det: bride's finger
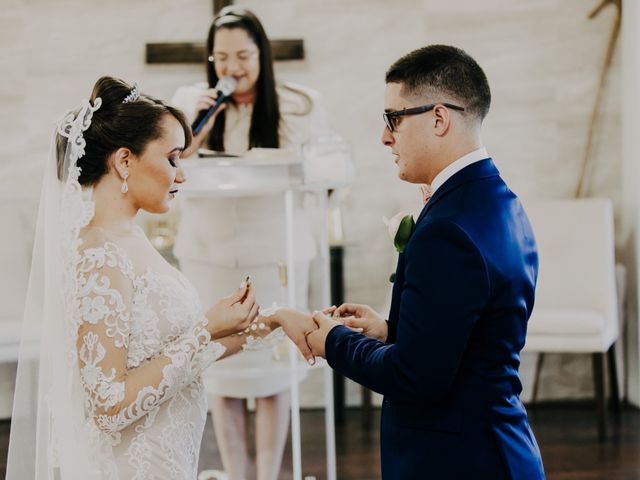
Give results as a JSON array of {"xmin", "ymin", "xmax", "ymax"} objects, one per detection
[
  {"xmin": 240, "ymin": 285, "xmax": 256, "ymax": 306},
  {"xmin": 229, "ymin": 279, "xmax": 254, "ymax": 305},
  {"xmin": 226, "ymin": 284, "xmax": 248, "ymax": 305},
  {"xmin": 293, "ymin": 332, "xmax": 315, "ymax": 365},
  {"xmin": 247, "ymin": 302, "xmax": 260, "ymax": 323}
]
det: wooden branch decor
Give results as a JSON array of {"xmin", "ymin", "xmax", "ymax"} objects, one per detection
[{"xmin": 575, "ymin": 0, "xmax": 622, "ymax": 198}]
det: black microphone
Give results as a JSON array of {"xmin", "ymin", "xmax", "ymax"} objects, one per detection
[{"xmin": 190, "ymin": 76, "xmax": 237, "ymax": 135}]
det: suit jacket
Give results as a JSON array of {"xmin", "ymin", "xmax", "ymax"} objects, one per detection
[{"xmin": 326, "ymin": 159, "xmax": 545, "ymax": 479}]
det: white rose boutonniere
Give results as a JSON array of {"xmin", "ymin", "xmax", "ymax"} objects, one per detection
[{"xmin": 383, "ymin": 212, "xmax": 416, "ymax": 282}]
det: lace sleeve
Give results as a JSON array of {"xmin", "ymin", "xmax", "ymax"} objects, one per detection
[
  {"xmin": 75, "ymin": 244, "xmax": 224, "ymax": 435},
  {"xmin": 239, "ymin": 303, "xmax": 286, "ymax": 351}
]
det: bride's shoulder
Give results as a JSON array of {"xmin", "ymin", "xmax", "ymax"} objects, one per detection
[{"xmin": 77, "ymin": 227, "xmax": 135, "ymax": 275}]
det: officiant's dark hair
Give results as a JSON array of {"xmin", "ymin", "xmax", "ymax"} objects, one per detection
[
  {"xmin": 386, "ymin": 45, "xmax": 491, "ymax": 121},
  {"xmin": 57, "ymin": 76, "xmax": 192, "ymax": 185},
  {"xmin": 205, "ymin": 6, "xmax": 280, "ymax": 151}
]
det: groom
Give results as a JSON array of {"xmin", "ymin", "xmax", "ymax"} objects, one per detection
[{"xmin": 307, "ymin": 45, "xmax": 545, "ymax": 479}]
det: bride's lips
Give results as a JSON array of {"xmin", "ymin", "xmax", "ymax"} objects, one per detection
[{"xmin": 169, "ymin": 189, "xmax": 178, "ymax": 198}]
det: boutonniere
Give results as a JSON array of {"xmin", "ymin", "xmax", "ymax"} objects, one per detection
[{"xmin": 383, "ymin": 212, "xmax": 416, "ymax": 282}]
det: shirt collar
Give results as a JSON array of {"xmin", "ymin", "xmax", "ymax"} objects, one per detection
[{"xmin": 429, "ymin": 147, "xmax": 489, "ymax": 195}]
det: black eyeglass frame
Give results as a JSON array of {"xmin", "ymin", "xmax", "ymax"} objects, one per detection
[{"xmin": 383, "ymin": 103, "xmax": 465, "ymax": 132}]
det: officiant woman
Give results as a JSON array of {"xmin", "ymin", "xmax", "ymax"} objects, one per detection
[{"xmin": 171, "ymin": 6, "xmax": 329, "ymax": 480}]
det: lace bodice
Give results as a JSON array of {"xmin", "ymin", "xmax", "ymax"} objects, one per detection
[{"xmin": 75, "ymin": 227, "xmax": 225, "ymax": 479}]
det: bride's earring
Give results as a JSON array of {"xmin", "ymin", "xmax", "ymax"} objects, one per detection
[{"xmin": 121, "ymin": 171, "xmax": 129, "ymax": 194}]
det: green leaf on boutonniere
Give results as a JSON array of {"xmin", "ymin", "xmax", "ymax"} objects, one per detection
[
  {"xmin": 394, "ymin": 215, "xmax": 416, "ymax": 253},
  {"xmin": 389, "ymin": 272, "xmax": 396, "ymax": 283}
]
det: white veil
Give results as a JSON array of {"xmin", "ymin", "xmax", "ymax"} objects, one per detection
[{"xmin": 6, "ymin": 97, "xmax": 120, "ymax": 479}]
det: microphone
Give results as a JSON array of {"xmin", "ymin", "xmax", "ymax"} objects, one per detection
[{"xmin": 190, "ymin": 76, "xmax": 237, "ymax": 135}]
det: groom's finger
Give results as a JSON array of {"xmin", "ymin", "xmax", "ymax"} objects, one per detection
[
  {"xmin": 343, "ymin": 316, "xmax": 367, "ymax": 329},
  {"xmin": 334, "ymin": 303, "xmax": 361, "ymax": 317}
]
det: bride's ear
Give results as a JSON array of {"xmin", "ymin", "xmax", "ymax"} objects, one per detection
[{"xmin": 111, "ymin": 147, "xmax": 133, "ymax": 179}]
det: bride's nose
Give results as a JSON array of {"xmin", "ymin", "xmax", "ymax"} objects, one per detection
[{"xmin": 175, "ymin": 165, "xmax": 186, "ymax": 184}]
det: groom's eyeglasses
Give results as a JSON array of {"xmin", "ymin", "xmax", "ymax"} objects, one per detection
[{"xmin": 383, "ymin": 103, "xmax": 465, "ymax": 132}]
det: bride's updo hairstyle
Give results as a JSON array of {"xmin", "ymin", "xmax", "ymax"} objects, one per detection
[{"xmin": 57, "ymin": 76, "xmax": 192, "ymax": 186}]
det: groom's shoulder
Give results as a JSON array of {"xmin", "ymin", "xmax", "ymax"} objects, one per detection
[{"xmin": 411, "ymin": 218, "xmax": 479, "ymax": 253}]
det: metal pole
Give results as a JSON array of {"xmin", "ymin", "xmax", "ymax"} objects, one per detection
[
  {"xmin": 285, "ymin": 189, "xmax": 302, "ymax": 480},
  {"xmin": 317, "ymin": 190, "xmax": 337, "ymax": 480}
]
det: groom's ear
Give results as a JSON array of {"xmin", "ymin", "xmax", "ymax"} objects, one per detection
[{"xmin": 432, "ymin": 105, "xmax": 452, "ymax": 137}]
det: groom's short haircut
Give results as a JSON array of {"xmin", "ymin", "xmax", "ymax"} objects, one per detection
[{"xmin": 385, "ymin": 45, "xmax": 491, "ymax": 121}]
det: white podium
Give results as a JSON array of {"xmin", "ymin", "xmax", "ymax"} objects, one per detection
[{"xmin": 183, "ymin": 145, "xmax": 352, "ymax": 480}]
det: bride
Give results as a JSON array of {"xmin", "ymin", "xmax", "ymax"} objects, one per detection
[{"xmin": 6, "ymin": 76, "xmax": 316, "ymax": 479}]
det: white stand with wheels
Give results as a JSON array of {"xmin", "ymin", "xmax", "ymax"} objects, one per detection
[{"xmin": 183, "ymin": 147, "xmax": 350, "ymax": 480}]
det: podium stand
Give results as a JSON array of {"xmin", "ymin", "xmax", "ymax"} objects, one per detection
[{"xmin": 182, "ymin": 147, "xmax": 351, "ymax": 480}]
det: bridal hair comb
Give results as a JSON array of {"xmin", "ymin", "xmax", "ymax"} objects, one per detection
[
  {"xmin": 122, "ymin": 83, "xmax": 140, "ymax": 104},
  {"xmin": 57, "ymin": 97, "xmax": 102, "ymax": 163}
]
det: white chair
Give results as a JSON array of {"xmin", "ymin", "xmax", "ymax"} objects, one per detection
[{"xmin": 523, "ymin": 197, "xmax": 621, "ymax": 440}]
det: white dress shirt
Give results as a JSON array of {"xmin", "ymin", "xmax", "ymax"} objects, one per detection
[{"xmin": 429, "ymin": 147, "xmax": 489, "ymax": 196}]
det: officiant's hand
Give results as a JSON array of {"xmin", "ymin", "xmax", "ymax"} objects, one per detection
[
  {"xmin": 205, "ymin": 281, "xmax": 258, "ymax": 339},
  {"xmin": 181, "ymin": 89, "xmax": 227, "ymax": 158},
  {"xmin": 307, "ymin": 311, "xmax": 342, "ymax": 358},
  {"xmin": 333, "ymin": 303, "xmax": 388, "ymax": 342},
  {"xmin": 267, "ymin": 308, "xmax": 317, "ymax": 365}
]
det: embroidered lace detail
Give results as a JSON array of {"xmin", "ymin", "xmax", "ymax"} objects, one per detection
[
  {"xmin": 243, "ymin": 327, "xmax": 286, "ymax": 351},
  {"xmin": 75, "ymin": 241, "xmax": 225, "ymax": 478},
  {"xmin": 242, "ymin": 303, "xmax": 286, "ymax": 351}
]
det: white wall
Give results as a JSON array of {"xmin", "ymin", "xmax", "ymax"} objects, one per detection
[{"xmin": 0, "ymin": 0, "xmax": 629, "ymax": 412}]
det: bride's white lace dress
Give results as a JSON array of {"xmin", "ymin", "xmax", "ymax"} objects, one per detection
[{"xmin": 76, "ymin": 226, "xmax": 225, "ymax": 479}]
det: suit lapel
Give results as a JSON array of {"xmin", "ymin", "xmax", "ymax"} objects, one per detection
[{"xmin": 416, "ymin": 158, "xmax": 499, "ymax": 225}]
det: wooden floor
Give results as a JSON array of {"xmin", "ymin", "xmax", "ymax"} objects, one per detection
[{"xmin": 2, "ymin": 403, "xmax": 640, "ymax": 479}]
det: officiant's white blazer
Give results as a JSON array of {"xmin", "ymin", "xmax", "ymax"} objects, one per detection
[{"xmin": 171, "ymin": 82, "xmax": 330, "ymax": 267}]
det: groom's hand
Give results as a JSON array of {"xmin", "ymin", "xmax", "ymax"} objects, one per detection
[
  {"xmin": 333, "ymin": 303, "xmax": 388, "ymax": 342},
  {"xmin": 307, "ymin": 311, "xmax": 342, "ymax": 358}
]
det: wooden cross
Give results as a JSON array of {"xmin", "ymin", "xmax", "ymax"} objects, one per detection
[{"xmin": 145, "ymin": 0, "xmax": 304, "ymax": 64}]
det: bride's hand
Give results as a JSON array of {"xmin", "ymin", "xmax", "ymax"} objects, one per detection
[
  {"xmin": 205, "ymin": 282, "xmax": 259, "ymax": 339},
  {"xmin": 267, "ymin": 308, "xmax": 317, "ymax": 365}
]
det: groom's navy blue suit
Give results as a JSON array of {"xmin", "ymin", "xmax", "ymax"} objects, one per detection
[{"xmin": 326, "ymin": 159, "xmax": 545, "ymax": 479}]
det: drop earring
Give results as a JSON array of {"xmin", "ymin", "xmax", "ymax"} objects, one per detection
[{"xmin": 121, "ymin": 171, "xmax": 129, "ymax": 193}]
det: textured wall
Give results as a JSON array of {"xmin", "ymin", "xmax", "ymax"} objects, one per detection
[{"xmin": 0, "ymin": 0, "xmax": 626, "ymax": 414}]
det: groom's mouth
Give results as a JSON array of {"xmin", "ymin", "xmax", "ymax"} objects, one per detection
[{"xmin": 169, "ymin": 189, "xmax": 179, "ymax": 198}]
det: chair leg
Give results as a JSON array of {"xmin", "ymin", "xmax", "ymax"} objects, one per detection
[
  {"xmin": 531, "ymin": 352, "xmax": 545, "ymax": 404},
  {"xmin": 361, "ymin": 385, "xmax": 372, "ymax": 430},
  {"xmin": 592, "ymin": 352, "xmax": 607, "ymax": 441},
  {"xmin": 607, "ymin": 344, "xmax": 621, "ymax": 413}
]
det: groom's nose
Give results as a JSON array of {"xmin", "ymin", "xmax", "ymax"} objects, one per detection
[{"xmin": 382, "ymin": 125, "xmax": 394, "ymax": 147}]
